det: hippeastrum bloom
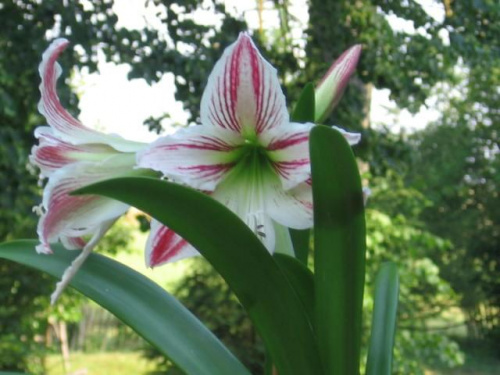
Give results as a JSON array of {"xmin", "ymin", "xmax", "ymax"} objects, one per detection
[
  {"xmin": 31, "ymin": 39, "xmax": 147, "ymax": 302},
  {"xmin": 138, "ymin": 33, "xmax": 361, "ymax": 267},
  {"xmin": 315, "ymin": 44, "xmax": 362, "ymax": 123}
]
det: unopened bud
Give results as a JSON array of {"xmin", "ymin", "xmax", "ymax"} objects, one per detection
[{"xmin": 315, "ymin": 45, "xmax": 362, "ymax": 123}]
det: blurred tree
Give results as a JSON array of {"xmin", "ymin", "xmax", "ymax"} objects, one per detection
[
  {"xmin": 409, "ymin": 65, "xmax": 500, "ymax": 343},
  {"xmin": 365, "ymin": 172, "xmax": 465, "ymax": 373}
]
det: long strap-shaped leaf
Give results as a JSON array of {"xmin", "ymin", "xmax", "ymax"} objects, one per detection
[
  {"xmin": 0, "ymin": 240, "xmax": 250, "ymax": 375},
  {"xmin": 75, "ymin": 178, "xmax": 323, "ymax": 375},
  {"xmin": 366, "ymin": 262, "xmax": 399, "ymax": 375},
  {"xmin": 310, "ymin": 125, "xmax": 367, "ymax": 375},
  {"xmin": 273, "ymin": 253, "xmax": 315, "ymax": 328}
]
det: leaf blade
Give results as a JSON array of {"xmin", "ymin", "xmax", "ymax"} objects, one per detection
[
  {"xmin": 310, "ymin": 125, "xmax": 366, "ymax": 375},
  {"xmin": 289, "ymin": 228, "xmax": 310, "ymax": 265},
  {"xmin": 366, "ymin": 262, "xmax": 399, "ymax": 375},
  {"xmin": 0, "ymin": 240, "xmax": 250, "ymax": 375},
  {"xmin": 291, "ymin": 82, "xmax": 316, "ymax": 123},
  {"xmin": 273, "ymin": 253, "xmax": 315, "ymax": 327},
  {"xmin": 75, "ymin": 177, "xmax": 323, "ymax": 375}
]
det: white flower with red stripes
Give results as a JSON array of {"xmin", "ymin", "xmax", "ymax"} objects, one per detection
[
  {"xmin": 138, "ymin": 33, "xmax": 361, "ymax": 267},
  {"xmin": 31, "ymin": 39, "xmax": 146, "ymax": 302}
]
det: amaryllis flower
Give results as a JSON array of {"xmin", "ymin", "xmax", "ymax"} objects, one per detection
[
  {"xmin": 138, "ymin": 33, "xmax": 361, "ymax": 267},
  {"xmin": 31, "ymin": 39, "xmax": 147, "ymax": 302}
]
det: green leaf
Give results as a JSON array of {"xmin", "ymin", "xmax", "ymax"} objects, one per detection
[
  {"xmin": 292, "ymin": 82, "xmax": 316, "ymax": 123},
  {"xmin": 273, "ymin": 253, "xmax": 315, "ymax": 328},
  {"xmin": 366, "ymin": 262, "xmax": 399, "ymax": 375},
  {"xmin": 0, "ymin": 240, "xmax": 249, "ymax": 375},
  {"xmin": 75, "ymin": 177, "xmax": 323, "ymax": 375},
  {"xmin": 289, "ymin": 229, "xmax": 310, "ymax": 265},
  {"xmin": 310, "ymin": 125, "xmax": 366, "ymax": 375}
]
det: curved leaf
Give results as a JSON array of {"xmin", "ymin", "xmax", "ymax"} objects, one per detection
[
  {"xmin": 75, "ymin": 177, "xmax": 323, "ymax": 375},
  {"xmin": 273, "ymin": 253, "xmax": 315, "ymax": 328},
  {"xmin": 310, "ymin": 125, "xmax": 366, "ymax": 375},
  {"xmin": 292, "ymin": 82, "xmax": 316, "ymax": 123},
  {"xmin": 0, "ymin": 240, "xmax": 250, "ymax": 375},
  {"xmin": 366, "ymin": 262, "xmax": 399, "ymax": 375},
  {"xmin": 289, "ymin": 229, "xmax": 310, "ymax": 265}
]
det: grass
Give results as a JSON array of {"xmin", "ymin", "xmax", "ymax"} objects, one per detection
[
  {"xmin": 43, "ymin": 343, "xmax": 500, "ymax": 375},
  {"xmin": 45, "ymin": 352, "xmax": 157, "ymax": 375}
]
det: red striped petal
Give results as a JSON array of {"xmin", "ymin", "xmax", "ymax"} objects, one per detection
[
  {"xmin": 146, "ymin": 219, "xmax": 199, "ymax": 267},
  {"xmin": 37, "ymin": 157, "xmax": 132, "ymax": 253},
  {"xmin": 200, "ymin": 33, "xmax": 288, "ymax": 135},
  {"xmin": 266, "ymin": 181, "xmax": 313, "ymax": 230},
  {"xmin": 138, "ymin": 126, "xmax": 242, "ymax": 191},
  {"xmin": 38, "ymin": 39, "xmax": 145, "ymax": 152},
  {"xmin": 30, "ymin": 127, "xmax": 118, "ymax": 177},
  {"xmin": 263, "ymin": 122, "xmax": 314, "ymax": 190}
]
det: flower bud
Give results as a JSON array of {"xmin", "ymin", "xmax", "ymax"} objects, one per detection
[{"xmin": 315, "ymin": 45, "xmax": 362, "ymax": 123}]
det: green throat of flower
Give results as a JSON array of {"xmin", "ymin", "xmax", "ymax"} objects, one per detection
[{"xmin": 222, "ymin": 136, "xmax": 278, "ymax": 192}]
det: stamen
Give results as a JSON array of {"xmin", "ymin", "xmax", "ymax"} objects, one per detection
[{"xmin": 50, "ymin": 219, "xmax": 114, "ymax": 305}]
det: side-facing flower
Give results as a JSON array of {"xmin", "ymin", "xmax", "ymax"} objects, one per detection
[
  {"xmin": 31, "ymin": 39, "xmax": 147, "ymax": 303},
  {"xmin": 315, "ymin": 45, "xmax": 362, "ymax": 123},
  {"xmin": 138, "ymin": 33, "xmax": 361, "ymax": 267}
]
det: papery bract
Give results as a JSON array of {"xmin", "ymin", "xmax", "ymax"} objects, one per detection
[
  {"xmin": 138, "ymin": 33, "xmax": 361, "ymax": 267},
  {"xmin": 315, "ymin": 45, "xmax": 362, "ymax": 123},
  {"xmin": 31, "ymin": 38, "xmax": 146, "ymax": 302}
]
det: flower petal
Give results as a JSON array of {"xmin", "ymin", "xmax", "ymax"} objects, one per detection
[
  {"xmin": 36, "ymin": 155, "xmax": 134, "ymax": 253},
  {"xmin": 60, "ymin": 235, "xmax": 87, "ymax": 250},
  {"xmin": 200, "ymin": 33, "xmax": 288, "ymax": 135},
  {"xmin": 266, "ymin": 181, "xmax": 313, "ymax": 230},
  {"xmin": 263, "ymin": 122, "xmax": 314, "ymax": 190},
  {"xmin": 39, "ymin": 39, "xmax": 145, "ymax": 152},
  {"xmin": 145, "ymin": 219, "xmax": 199, "ymax": 267},
  {"xmin": 332, "ymin": 125, "xmax": 361, "ymax": 145},
  {"xmin": 137, "ymin": 126, "xmax": 243, "ymax": 191},
  {"xmin": 30, "ymin": 126, "xmax": 119, "ymax": 178},
  {"xmin": 212, "ymin": 166, "xmax": 277, "ymax": 252},
  {"xmin": 315, "ymin": 45, "xmax": 362, "ymax": 123}
]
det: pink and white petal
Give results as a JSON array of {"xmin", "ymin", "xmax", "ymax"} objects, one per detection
[
  {"xmin": 212, "ymin": 171, "xmax": 276, "ymax": 252},
  {"xmin": 138, "ymin": 126, "xmax": 243, "ymax": 191},
  {"xmin": 39, "ymin": 39, "xmax": 145, "ymax": 152},
  {"xmin": 145, "ymin": 219, "xmax": 199, "ymax": 267},
  {"xmin": 266, "ymin": 181, "xmax": 313, "ymax": 230},
  {"xmin": 332, "ymin": 125, "xmax": 361, "ymax": 145},
  {"xmin": 200, "ymin": 33, "xmax": 288, "ymax": 135},
  {"xmin": 37, "ymin": 157, "xmax": 133, "ymax": 253},
  {"xmin": 30, "ymin": 127, "xmax": 119, "ymax": 177},
  {"xmin": 60, "ymin": 235, "xmax": 87, "ymax": 250},
  {"xmin": 37, "ymin": 189, "xmax": 128, "ymax": 254},
  {"xmin": 262, "ymin": 122, "xmax": 314, "ymax": 190}
]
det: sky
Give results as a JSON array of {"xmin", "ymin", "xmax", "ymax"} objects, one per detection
[{"xmin": 74, "ymin": 0, "xmax": 445, "ymax": 142}]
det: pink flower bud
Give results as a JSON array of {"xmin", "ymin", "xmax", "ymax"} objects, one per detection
[{"xmin": 315, "ymin": 45, "xmax": 362, "ymax": 123}]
